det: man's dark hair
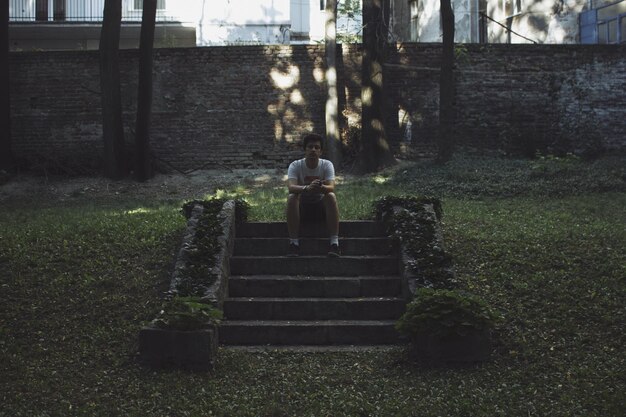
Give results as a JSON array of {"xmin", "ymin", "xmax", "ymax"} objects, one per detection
[{"xmin": 302, "ymin": 133, "xmax": 324, "ymax": 150}]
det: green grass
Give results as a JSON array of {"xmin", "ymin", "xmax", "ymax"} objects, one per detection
[{"xmin": 1, "ymin": 155, "xmax": 625, "ymax": 416}]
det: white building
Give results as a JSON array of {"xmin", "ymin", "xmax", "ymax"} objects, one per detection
[
  {"xmin": 390, "ymin": 0, "xmax": 625, "ymax": 44},
  {"xmin": 8, "ymin": 0, "xmax": 361, "ymax": 50}
]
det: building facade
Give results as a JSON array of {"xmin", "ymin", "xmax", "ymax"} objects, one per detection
[
  {"xmin": 390, "ymin": 0, "xmax": 625, "ymax": 44},
  {"xmin": 8, "ymin": 0, "xmax": 362, "ymax": 50}
]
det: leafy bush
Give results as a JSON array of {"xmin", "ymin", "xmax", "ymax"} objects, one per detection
[
  {"xmin": 181, "ymin": 198, "xmax": 250, "ymax": 225},
  {"xmin": 151, "ymin": 296, "xmax": 223, "ymax": 331},
  {"xmin": 176, "ymin": 198, "xmax": 250, "ymax": 296},
  {"xmin": 374, "ymin": 196, "xmax": 456, "ymax": 289},
  {"xmin": 374, "ymin": 195, "xmax": 442, "ymax": 222},
  {"xmin": 396, "ymin": 288, "xmax": 500, "ymax": 338}
]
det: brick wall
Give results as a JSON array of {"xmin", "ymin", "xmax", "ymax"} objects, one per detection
[
  {"xmin": 384, "ymin": 44, "xmax": 626, "ymax": 157},
  {"xmin": 9, "ymin": 43, "xmax": 626, "ymax": 172}
]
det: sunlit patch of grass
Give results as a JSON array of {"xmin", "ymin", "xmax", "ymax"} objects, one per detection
[
  {"xmin": 373, "ymin": 174, "xmax": 390, "ymax": 184},
  {"xmin": 209, "ymin": 179, "xmax": 407, "ymax": 222},
  {"xmin": 124, "ymin": 207, "xmax": 152, "ymax": 215}
]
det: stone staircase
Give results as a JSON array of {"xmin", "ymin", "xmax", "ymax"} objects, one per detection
[{"xmin": 219, "ymin": 221, "xmax": 406, "ymax": 346}]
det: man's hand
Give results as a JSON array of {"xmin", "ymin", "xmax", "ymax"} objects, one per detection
[{"xmin": 307, "ymin": 179, "xmax": 323, "ymax": 194}]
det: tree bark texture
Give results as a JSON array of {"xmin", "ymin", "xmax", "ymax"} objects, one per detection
[
  {"xmin": 324, "ymin": 0, "xmax": 341, "ymax": 167},
  {"xmin": 359, "ymin": 0, "xmax": 395, "ymax": 173},
  {"xmin": 134, "ymin": 0, "xmax": 157, "ymax": 181},
  {"xmin": 99, "ymin": 0, "xmax": 127, "ymax": 179},
  {"xmin": 438, "ymin": 0, "xmax": 455, "ymax": 163},
  {"xmin": 0, "ymin": 0, "xmax": 12, "ymax": 170}
]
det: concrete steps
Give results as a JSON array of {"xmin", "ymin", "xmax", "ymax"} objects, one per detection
[
  {"xmin": 233, "ymin": 237, "xmax": 397, "ymax": 256},
  {"xmin": 229, "ymin": 255, "xmax": 399, "ymax": 276},
  {"xmin": 220, "ymin": 220, "xmax": 405, "ymax": 346},
  {"xmin": 223, "ymin": 297, "xmax": 405, "ymax": 320},
  {"xmin": 236, "ymin": 221, "xmax": 388, "ymax": 238},
  {"xmin": 219, "ymin": 320, "xmax": 402, "ymax": 345},
  {"xmin": 228, "ymin": 275, "xmax": 403, "ymax": 298}
]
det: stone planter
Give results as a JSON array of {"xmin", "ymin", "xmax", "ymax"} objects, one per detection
[
  {"xmin": 138, "ymin": 325, "xmax": 218, "ymax": 372},
  {"xmin": 409, "ymin": 329, "xmax": 492, "ymax": 364}
]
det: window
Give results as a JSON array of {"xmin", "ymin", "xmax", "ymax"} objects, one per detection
[
  {"xmin": 581, "ymin": 0, "xmax": 626, "ymax": 44},
  {"xmin": 134, "ymin": 0, "xmax": 166, "ymax": 10},
  {"xmin": 320, "ymin": 0, "xmax": 325, "ymax": 10}
]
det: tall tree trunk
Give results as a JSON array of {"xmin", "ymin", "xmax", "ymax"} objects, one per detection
[
  {"xmin": 324, "ymin": 0, "xmax": 341, "ymax": 167},
  {"xmin": 0, "ymin": 0, "xmax": 12, "ymax": 171},
  {"xmin": 438, "ymin": 0, "xmax": 455, "ymax": 163},
  {"xmin": 134, "ymin": 0, "xmax": 157, "ymax": 181},
  {"xmin": 36, "ymin": 0, "xmax": 48, "ymax": 21},
  {"xmin": 99, "ymin": 0, "xmax": 127, "ymax": 179},
  {"xmin": 359, "ymin": 0, "xmax": 395, "ymax": 173}
]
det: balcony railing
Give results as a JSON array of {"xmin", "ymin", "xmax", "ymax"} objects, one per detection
[{"xmin": 9, "ymin": 0, "xmax": 175, "ymax": 22}]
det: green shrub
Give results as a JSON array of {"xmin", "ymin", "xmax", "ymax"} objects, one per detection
[
  {"xmin": 181, "ymin": 197, "xmax": 250, "ymax": 225},
  {"xmin": 374, "ymin": 196, "xmax": 456, "ymax": 288},
  {"xmin": 176, "ymin": 198, "xmax": 250, "ymax": 296},
  {"xmin": 151, "ymin": 296, "xmax": 223, "ymax": 331},
  {"xmin": 396, "ymin": 288, "xmax": 500, "ymax": 338},
  {"xmin": 374, "ymin": 195, "xmax": 442, "ymax": 221}
]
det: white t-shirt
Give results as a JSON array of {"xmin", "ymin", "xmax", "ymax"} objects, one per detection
[{"xmin": 288, "ymin": 158, "xmax": 335, "ymax": 203}]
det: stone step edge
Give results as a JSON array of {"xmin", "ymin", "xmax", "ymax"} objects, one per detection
[
  {"xmin": 229, "ymin": 275, "xmax": 402, "ymax": 280},
  {"xmin": 220, "ymin": 320, "xmax": 398, "ymax": 326},
  {"xmin": 224, "ymin": 297, "xmax": 405, "ymax": 303},
  {"xmin": 234, "ymin": 237, "xmax": 394, "ymax": 241},
  {"xmin": 240, "ymin": 221, "xmax": 383, "ymax": 225},
  {"xmin": 230, "ymin": 255, "xmax": 399, "ymax": 260},
  {"xmin": 236, "ymin": 221, "xmax": 389, "ymax": 237},
  {"xmin": 222, "ymin": 345, "xmax": 406, "ymax": 352}
]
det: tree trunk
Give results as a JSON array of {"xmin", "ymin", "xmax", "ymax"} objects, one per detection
[
  {"xmin": 324, "ymin": 0, "xmax": 341, "ymax": 167},
  {"xmin": 438, "ymin": 0, "xmax": 455, "ymax": 163},
  {"xmin": 134, "ymin": 0, "xmax": 157, "ymax": 181},
  {"xmin": 35, "ymin": 0, "xmax": 48, "ymax": 21},
  {"xmin": 0, "ymin": 0, "xmax": 12, "ymax": 170},
  {"xmin": 99, "ymin": 0, "xmax": 127, "ymax": 179},
  {"xmin": 359, "ymin": 0, "xmax": 395, "ymax": 173}
]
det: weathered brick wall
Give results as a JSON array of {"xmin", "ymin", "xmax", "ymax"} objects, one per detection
[
  {"xmin": 385, "ymin": 44, "xmax": 626, "ymax": 156},
  {"xmin": 10, "ymin": 45, "xmax": 328, "ymax": 171},
  {"xmin": 9, "ymin": 43, "xmax": 626, "ymax": 172}
]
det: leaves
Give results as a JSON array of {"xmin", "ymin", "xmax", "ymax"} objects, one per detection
[
  {"xmin": 396, "ymin": 288, "xmax": 501, "ymax": 338},
  {"xmin": 1, "ymin": 154, "xmax": 624, "ymax": 416},
  {"xmin": 151, "ymin": 296, "xmax": 223, "ymax": 331}
]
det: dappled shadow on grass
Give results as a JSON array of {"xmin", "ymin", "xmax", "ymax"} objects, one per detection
[{"xmin": 389, "ymin": 154, "xmax": 626, "ymax": 199}]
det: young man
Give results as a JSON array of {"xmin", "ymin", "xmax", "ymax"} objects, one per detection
[{"xmin": 286, "ymin": 133, "xmax": 340, "ymax": 257}]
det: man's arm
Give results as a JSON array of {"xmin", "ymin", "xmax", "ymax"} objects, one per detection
[
  {"xmin": 304, "ymin": 178, "xmax": 334, "ymax": 194},
  {"xmin": 320, "ymin": 179, "xmax": 335, "ymax": 194},
  {"xmin": 288, "ymin": 178, "xmax": 308, "ymax": 194},
  {"xmin": 288, "ymin": 178, "xmax": 334, "ymax": 194}
]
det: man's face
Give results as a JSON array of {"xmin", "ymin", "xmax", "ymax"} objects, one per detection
[{"xmin": 305, "ymin": 141, "xmax": 322, "ymax": 160}]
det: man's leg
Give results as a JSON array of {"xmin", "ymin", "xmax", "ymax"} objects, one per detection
[
  {"xmin": 323, "ymin": 192, "xmax": 340, "ymax": 256},
  {"xmin": 322, "ymin": 192, "xmax": 339, "ymax": 236},
  {"xmin": 287, "ymin": 194, "xmax": 300, "ymax": 256},
  {"xmin": 287, "ymin": 193, "xmax": 300, "ymax": 238}
]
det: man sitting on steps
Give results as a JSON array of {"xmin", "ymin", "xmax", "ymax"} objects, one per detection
[{"xmin": 286, "ymin": 133, "xmax": 340, "ymax": 257}]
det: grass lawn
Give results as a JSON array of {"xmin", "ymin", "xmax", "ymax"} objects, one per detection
[{"xmin": 1, "ymin": 154, "xmax": 624, "ymax": 416}]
